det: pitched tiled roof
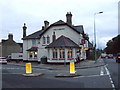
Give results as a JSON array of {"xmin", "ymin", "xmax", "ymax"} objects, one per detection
[
  {"xmin": 46, "ymin": 35, "xmax": 79, "ymax": 48},
  {"xmin": 22, "ymin": 29, "xmax": 44, "ymax": 40},
  {"xmin": 17, "ymin": 43, "xmax": 23, "ymax": 47},
  {"xmin": 51, "ymin": 20, "xmax": 84, "ymax": 34},
  {"xmin": 26, "ymin": 47, "xmax": 38, "ymax": 51},
  {"xmin": 52, "ymin": 20, "xmax": 66, "ymax": 25},
  {"xmin": 72, "ymin": 25, "xmax": 84, "ymax": 34},
  {"xmin": 23, "ymin": 20, "xmax": 84, "ymax": 40}
]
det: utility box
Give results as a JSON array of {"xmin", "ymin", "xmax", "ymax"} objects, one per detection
[
  {"xmin": 26, "ymin": 63, "xmax": 32, "ymax": 74},
  {"xmin": 41, "ymin": 56, "xmax": 47, "ymax": 64}
]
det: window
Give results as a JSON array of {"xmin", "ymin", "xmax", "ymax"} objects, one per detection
[
  {"xmin": 68, "ymin": 49, "xmax": 72, "ymax": 58},
  {"xmin": 47, "ymin": 36, "xmax": 50, "ymax": 44},
  {"xmin": 52, "ymin": 49, "xmax": 57, "ymax": 58},
  {"xmin": 34, "ymin": 51, "xmax": 38, "ymax": 58},
  {"xmin": 32, "ymin": 40, "xmax": 36, "ymax": 46},
  {"xmin": 60, "ymin": 49, "xmax": 65, "ymax": 58},
  {"xmin": 43, "ymin": 36, "xmax": 46, "ymax": 44},
  {"xmin": 29, "ymin": 51, "xmax": 33, "ymax": 58},
  {"xmin": 19, "ymin": 55, "xmax": 23, "ymax": 57}
]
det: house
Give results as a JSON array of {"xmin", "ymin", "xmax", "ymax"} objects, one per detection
[
  {"xmin": 22, "ymin": 12, "xmax": 90, "ymax": 63},
  {"xmin": 0, "ymin": 33, "xmax": 23, "ymax": 57}
]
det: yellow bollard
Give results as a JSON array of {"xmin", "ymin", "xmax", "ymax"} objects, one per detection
[
  {"xmin": 70, "ymin": 61, "xmax": 75, "ymax": 74},
  {"xmin": 26, "ymin": 63, "xmax": 32, "ymax": 74}
]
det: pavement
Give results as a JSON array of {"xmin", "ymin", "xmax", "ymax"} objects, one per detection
[
  {"xmin": 7, "ymin": 58, "xmax": 106, "ymax": 77},
  {"xmin": 8, "ymin": 58, "xmax": 105, "ymax": 70}
]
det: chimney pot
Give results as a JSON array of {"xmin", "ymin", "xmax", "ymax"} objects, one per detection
[
  {"xmin": 23, "ymin": 23, "xmax": 27, "ymax": 38},
  {"xmin": 44, "ymin": 20, "xmax": 49, "ymax": 29},
  {"xmin": 8, "ymin": 33, "xmax": 13, "ymax": 40},
  {"xmin": 66, "ymin": 12, "xmax": 72, "ymax": 26}
]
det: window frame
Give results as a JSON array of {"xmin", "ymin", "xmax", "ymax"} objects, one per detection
[
  {"xmin": 52, "ymin": 48, "xmax": 58, "ymax": 58},
  {"xmin": 67, "ymin": 48, "xmax": 73, "ymax": 58},
  {"xmin": 43, "ymin": 36, "xmax": 46, "ymax": 44},
  {"xmin": 59, "ymin": 48, "xmax": 65, "ymax": 59}
]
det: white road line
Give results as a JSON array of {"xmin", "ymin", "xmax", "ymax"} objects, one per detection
[
  {"xmin": 100, "ymin": 66, "xmax": 104, "ymax": 75},
  {"xmin": 1, "ymin": 68, "xmax": 22, "ymax": 70},
  {"xmin": 104, "ymin": 65, "xmax": 116, "ymax": 89},
  {"xmin": 73, "ymin": 74, "xmax": 108, "ymax": 78},
  {"xmin": 0, "ymin": 73, "xmax": 23, "ymax": 74}
]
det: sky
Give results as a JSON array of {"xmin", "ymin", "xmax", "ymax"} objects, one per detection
[{"xmin": 0, "ymin": 0, "xmax": 119, "ymax": 49}]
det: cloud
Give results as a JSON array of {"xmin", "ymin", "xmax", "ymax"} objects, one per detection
[{"xmin": 0, "ymin": 0, "xmax": 119, "ymax": 49}]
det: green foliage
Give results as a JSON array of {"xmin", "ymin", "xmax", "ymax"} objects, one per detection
[{"xmin": 104, "ymin": 35, "xmax": 120, "ymax": 54}]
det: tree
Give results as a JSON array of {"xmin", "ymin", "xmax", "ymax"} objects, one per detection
[{"xmin": 104, "ymin": 35, "xmax": 120, "ymax": 55}]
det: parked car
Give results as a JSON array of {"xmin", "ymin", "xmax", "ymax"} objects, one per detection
[
  {"xmin": 0, "ymin": 57, "xmax": 7, "ymax": 64},
  {"xmin": 101, "ymin": 53, "xmax": 107, "ymax": 58},
  {"xmin": 116, "ymin": 53, "xmax": 120, "ymax": 63},
  {"xmin": 107, "ymin": 54, "xmax": 113, "ymax": 59},
  {"xmin": 6, "ymin": 55, "xmax": 11, "ymax": 62}
]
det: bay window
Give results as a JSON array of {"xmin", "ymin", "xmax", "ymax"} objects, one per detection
[
  {"xmin": 60, "ymin": 49, "xmax": 65, "ymax": 58},
  {"xmin": 68, "ymin": 49, "xmax": 72, "ymax": 58},
  {"xmin": 52, "ymin": 49, "xmax": 57, "ymax": 58}
]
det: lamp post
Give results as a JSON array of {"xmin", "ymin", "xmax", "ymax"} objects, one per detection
[{"xmin": 94, "ymin": 11, "xmax": 103, "ymax": 63}]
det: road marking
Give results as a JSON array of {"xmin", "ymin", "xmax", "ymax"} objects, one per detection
[
  {"xmin": 73, "ymin": 74, "xmax": 108, "ymax": 78},
  {"xmin": 104, "ymin": 65, "xmax": 116, "ymax": 89},
  {"xmin": 0, "ymin": 73, "xmax": 24, "ymax": 75},
  {"xmin": 1, "ymin": 68, "xmax": 23, "ymax": 70},
  {"xmin": 100, "ymin": 66, "xmax": 104, "ymax": 75}
]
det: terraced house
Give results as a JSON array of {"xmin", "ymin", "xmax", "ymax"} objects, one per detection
[{"xmin": 22, "ymin": 12, "xmax": 91, "ymax": 63}]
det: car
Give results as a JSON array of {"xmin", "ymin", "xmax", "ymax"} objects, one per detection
[
  {"xmin": 101, "ymin": 53, "xmax": 107, "ymax": 58},
  {"xmin": 116, "ymin": 53, "xmax": 120, "ymax": 63},
  {"xmin": 0, "ymin": 57, "xmax": 7, "ymax": 64},
  {"xmin": 107, "ymin": 54, "xmax": 113, "ymax": 59},
  {"xmin": 6, "ymin": 55, "xmax": 11, "ymax": 62}
]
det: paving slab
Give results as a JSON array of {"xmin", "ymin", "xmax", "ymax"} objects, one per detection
[
  {"xmin": 22, "ymin": 73, "xmax": 44, "ymax": 77},
  {"xmin": 55, "ymin": 73, "xmax": 82, "ymax": 78}
]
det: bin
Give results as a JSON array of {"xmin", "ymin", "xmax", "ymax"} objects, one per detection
[{"xmin": 41, "ymin": 56, "xmax": 47, "ymax": 64}]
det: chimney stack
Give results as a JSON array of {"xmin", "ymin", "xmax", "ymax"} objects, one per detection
[
  {"xmin": 66, "ymin": 12, "xmax": 72, "ymax": 26},
  {"xmin": 44, "ymin": 20, "xmax": 49, "ymax": 29},
  {"xmin": 52, "ymin": 32, "xmax": 56, "ymax": 42},
  {"xmin": 8, "ymin": 33, "xmax": 13, "ymax": 40},
  {"xmin": 23, "ymin": 23, "xmax": 27, "ymax": 38},
  {"xmin": 42, "ymin": 26, "xmax": 45, "ymax": 30}
]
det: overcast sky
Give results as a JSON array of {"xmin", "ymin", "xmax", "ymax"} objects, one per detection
[{"xmin": 0, "ymin": 0, "xmax": 119, "ymax": 49}]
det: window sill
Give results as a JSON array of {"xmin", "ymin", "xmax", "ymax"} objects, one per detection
[{"xmin": 42, "ymin": 44, "xmax": 48, "ymax": 46}]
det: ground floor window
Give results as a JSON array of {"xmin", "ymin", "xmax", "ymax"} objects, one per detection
[
  {"xmin": 29, "ymin": 51, "xmax": 38, "ymax": 58},
  {"xmin": 60, "ymin": 49, "xmax": 65, "ymax": 58},
  {"xmin": 68, "ymin": 48, "xmax": 72, "ymax": 58},
  {"xmin": 34, "ymin": 51, "xmax": 38, "ymax": 58},
  {"xmin": 29, "ymin": 51, "xmax": 33, "ymax": 58},
  {"xmin": 52, "ymin": 49, "xmax": 57, "ymax": 58}
]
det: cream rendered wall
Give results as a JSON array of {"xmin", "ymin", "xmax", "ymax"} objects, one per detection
[
  {"xmin": 23, "ymin": 39, "xmax": 39, "ymax": 60},
  {"xmin": 38, "ymin": 25, "xmax": 82, "ymax": 59},
  {"xmin": 23, "ymin": 25, "xmax": 84, "ymax": 61},
  {"xmin": 40, "ymin": 25, "xmax": 81, "ymax": 45}
]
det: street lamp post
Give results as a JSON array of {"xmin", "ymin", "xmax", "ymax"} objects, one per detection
[{"xmin": 94, "ymin": 11, "xmax": 103, "ymax": 63}]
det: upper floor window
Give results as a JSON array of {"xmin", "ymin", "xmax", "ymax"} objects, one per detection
[
  {"xmin": 42, "ymin": 35, "xmax": 50, "ymax": 44},
  {"xmin": 32, "ymin": 40, "xmax": 36, "ymax": 46},
  {"xmin": 47, "ymin": 36, "xmax": 50, "ymax": 44},
  {"xmin": 43, "ymin": 36, "xmax": 46, "ymax": 44}
]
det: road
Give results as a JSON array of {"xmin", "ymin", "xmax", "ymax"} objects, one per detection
[
  {"xmin": 1, "ymin": 58, "xmax": 119, "ymax": 89},
  {"xmin": 104, "ymin": 58, "xmax": 120, "ymax": 89}
]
